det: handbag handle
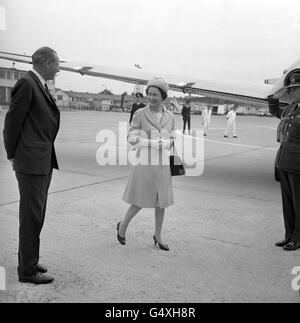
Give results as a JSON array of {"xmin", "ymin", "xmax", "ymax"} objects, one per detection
[{"xmin": 171, "ymin": 142, "xmax": 180, "ymax": 158}]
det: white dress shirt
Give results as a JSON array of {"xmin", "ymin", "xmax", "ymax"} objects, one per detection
[{"xmin": 31, "ymin": 69, "xmax": 47, "ymax": 89}]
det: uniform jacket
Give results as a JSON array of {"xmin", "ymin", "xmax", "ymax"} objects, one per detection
[
  {"xmin": 129, "ymin": 102, "xmax": 145, "ymax": 124},
  {"xmin": 3, "ymin": 71, "xmax": 60, "ymax": 175},
  {"xmin": 181, "ymin": 105, "xmax": 191, "ymax": 120},
  {"xmin": 269, "ymin": 98, "xmax": 300, "ymax": 175}
]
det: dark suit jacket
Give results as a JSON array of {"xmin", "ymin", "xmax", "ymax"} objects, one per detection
[
  {"xmin": 181, "ymin": 105, "xmax": 191, "ymax": 120},
  {"xmin": 3, "ymin": 71, "xmax": 60, "ymax": 175},
  {"xmin": 129, "ymin": 102, "xmax": 145, "ymax": 124}
]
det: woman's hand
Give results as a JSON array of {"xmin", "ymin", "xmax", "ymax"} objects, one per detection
[
  {"xmin": 158, "ymin": 138, "xmax": 171, "ymax": 150},
  {"xmin": 131, "ymin": 137, "xmax": 173, "ymax": 150}
]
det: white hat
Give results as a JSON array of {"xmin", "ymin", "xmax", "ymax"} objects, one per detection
[{"xmin": 146, "ymin": 77, "xmax": 169, "ymax": 100}]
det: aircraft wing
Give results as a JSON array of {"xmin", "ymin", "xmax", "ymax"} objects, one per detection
[{"xmin": 1, "ymin": 51, "xmax": 298, "ymax": 107}]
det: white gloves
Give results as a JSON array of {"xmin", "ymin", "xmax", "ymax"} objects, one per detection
[{"xmin": 132, "ymin": 137, "xmax": 172, "ymax": 150}]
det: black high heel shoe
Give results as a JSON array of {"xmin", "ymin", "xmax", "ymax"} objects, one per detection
[
  {"xmin": 116, "ymin": 221, "xmax": 126, "ymax": 245},
  {"xmin": 153, "ymin": 235, "xmax": 169, "ymax": 251}
]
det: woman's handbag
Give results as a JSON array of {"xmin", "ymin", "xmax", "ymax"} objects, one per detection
[{"xmin": 169, "ymin": 145, "xmax": 185, "ymax": 176}]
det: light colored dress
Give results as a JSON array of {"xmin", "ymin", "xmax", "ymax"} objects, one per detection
[{"xmin": 123, "ymin": 105, "xmax": 176, "ymax": 208}]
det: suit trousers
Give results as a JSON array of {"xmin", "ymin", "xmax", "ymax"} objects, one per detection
[
  {"xmin": 278, "ymin": 169, "xmax": 300, "ymax": 242},
  {"xmin": 183, "ymin": 118, "xmax": 191, "ymax": 131},
  {"xmin": 15, "ymin": 170, "xmax": 53, "ymax": 278}
]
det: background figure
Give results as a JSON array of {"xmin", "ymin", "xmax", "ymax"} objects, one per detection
[
  {"xmin": 181, "ymin": 99, "xmax": 192, "ymax": 135},
  {"xmin": 202, "ymin": 105, "xmax": 212, "ymax": 136},
  {"xmin": 117, "ymin": 78, "xmax": 175, "ymax": 251},
  {"xmin": 129, "ymin": 92, "xmax": 145, "ymax": 125},
  {"xmin": 268, "ymin": 72, "xmax": 300, "ymax": 251},
  {"xmin": 3, "ymin": 47, "xmax": 60, "ymax": 284},
  {"xmin": 224, "ymin": 106, "xmax": 238, "ymax": 138}
]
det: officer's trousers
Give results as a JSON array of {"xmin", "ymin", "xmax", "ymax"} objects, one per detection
[
  {"xmin": 183, "ymin": 118, "xmax": 191, "ymax": 132},
  {"xmin": 278, "ymin": 169, "xmax": 300, "ymax": 242},
  {"xmin": 203, "ymin": 118, "xmax": 211, "ymax": 134},
  {"xmin": 224, "ymin": 120, "xmax": 236, "ymax": 137}
]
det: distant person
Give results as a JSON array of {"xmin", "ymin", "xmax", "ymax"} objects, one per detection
[
  {"xmin": 181, "ymin": 99, "xmax": 192, "ymax": 135},
  {"xmin": 129, "ymin": 92, "xmax": 145, "ymax": 125},
  {"xmin": 117, "ymin": 78, "xmax": 176, "ymax": 251},
  {"xmin": 3, "ymin": 46, "xmax": 60, "ymax": 284},
  {"xmin": 202, "ymin": 105, "xmax": 212, "ymax": 136},
  {"xmin": 268, "ymin": 72, "xmax": 300, "ymax": 251},
  {"xmin": 224, "ymin": 106, "xmax": 238, "ymax": 138}
]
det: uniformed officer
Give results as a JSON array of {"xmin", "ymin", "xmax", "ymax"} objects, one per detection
[
  {"xmin": 182, "ymin": 99, "xmax": 192, "ymax": 135},
  {"xmin": 268, "ymin": 71, "xmax": 300, "ymax": 251},
  {"xmin": 129, "ymin": 92, "xmax": 145, "ymax": 125}
]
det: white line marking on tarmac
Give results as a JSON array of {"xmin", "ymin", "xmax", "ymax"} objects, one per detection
[
  {"xmin": 181, "ymin": 134, "xmax": 278, "ymax": 151},
  {"xmin": 251, "ymin": 126, "xmax": 277, "ymax": 130},
  {"xmin": 201, "ymin": 127, "xmax": 276, "ymax": 131},
  {"xmin": 203, "ymin": 138, "xmax": 278, "ymax": 151}
]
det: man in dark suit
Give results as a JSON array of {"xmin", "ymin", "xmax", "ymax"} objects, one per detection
[
  {"xmin": 129, "ymin": 92, "xmax": 145, "ymax": 125},
  {"xmin": 181, "ymin": 99, "xmax": 191, "ymax": 135},
  {"xmin": 3, "ymin": 47, "xmax": 60, "ymax": 284},
  {"xmin": 268, "ymin": 72, "xmax": 300, "ymax": 251}
]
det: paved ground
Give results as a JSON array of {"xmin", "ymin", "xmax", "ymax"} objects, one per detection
[{"xmin": 0, "ymin": 110, "xmax": 299, "ymax": 303}]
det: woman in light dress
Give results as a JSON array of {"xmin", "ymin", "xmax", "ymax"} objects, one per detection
[{"xmin": 117, "ymin": 78, "xmax": 176, "ymax": 251}]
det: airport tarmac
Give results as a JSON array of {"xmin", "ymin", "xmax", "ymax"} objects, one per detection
[{"xmin": 0, "ymin": 110, "xmax": 299, "ymax": 303}]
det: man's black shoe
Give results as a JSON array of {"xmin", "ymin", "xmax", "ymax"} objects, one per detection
[
  {"xmin": 19, "ymin": 273, "xmax": 54, "ymax": 285},
  {"xmin": 275, "ymin": 238, "xmax": 291, "ymax": 247},
  {"xmin": 283, "ymin": 241, "xmax": 300, "ymax": 251},
  {"xmin": 35, "ymin": 263, "xmax": 48, "ymax": 273}
]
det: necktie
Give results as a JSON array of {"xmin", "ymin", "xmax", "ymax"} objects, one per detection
[
  {"xmin": 44, "ymin": 83, "xmax": 54, "ymax": 103},
  {"xmin": 44, "ymin": 83, "xmax": 50, "ymax": 95}
]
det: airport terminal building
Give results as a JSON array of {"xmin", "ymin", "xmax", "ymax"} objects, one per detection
[
  {"xmin": 0, "ymin": 66, "xmax": 55, "ymax": 106},
  {"xmin": 0, "ymin": 66, "xmax": 26, "ymax": 105},
  {"xmin": 0, "ymin": 66, "xmax": 140, "ymax": 111},
  {"xmin": 0, "ymin": 65, "xmax": 269, "ymax": 116}
]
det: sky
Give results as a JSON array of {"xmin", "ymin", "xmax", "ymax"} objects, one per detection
[{"xmin": 0, "ymin": 0, "xmax": 300, "ymax": 95}]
